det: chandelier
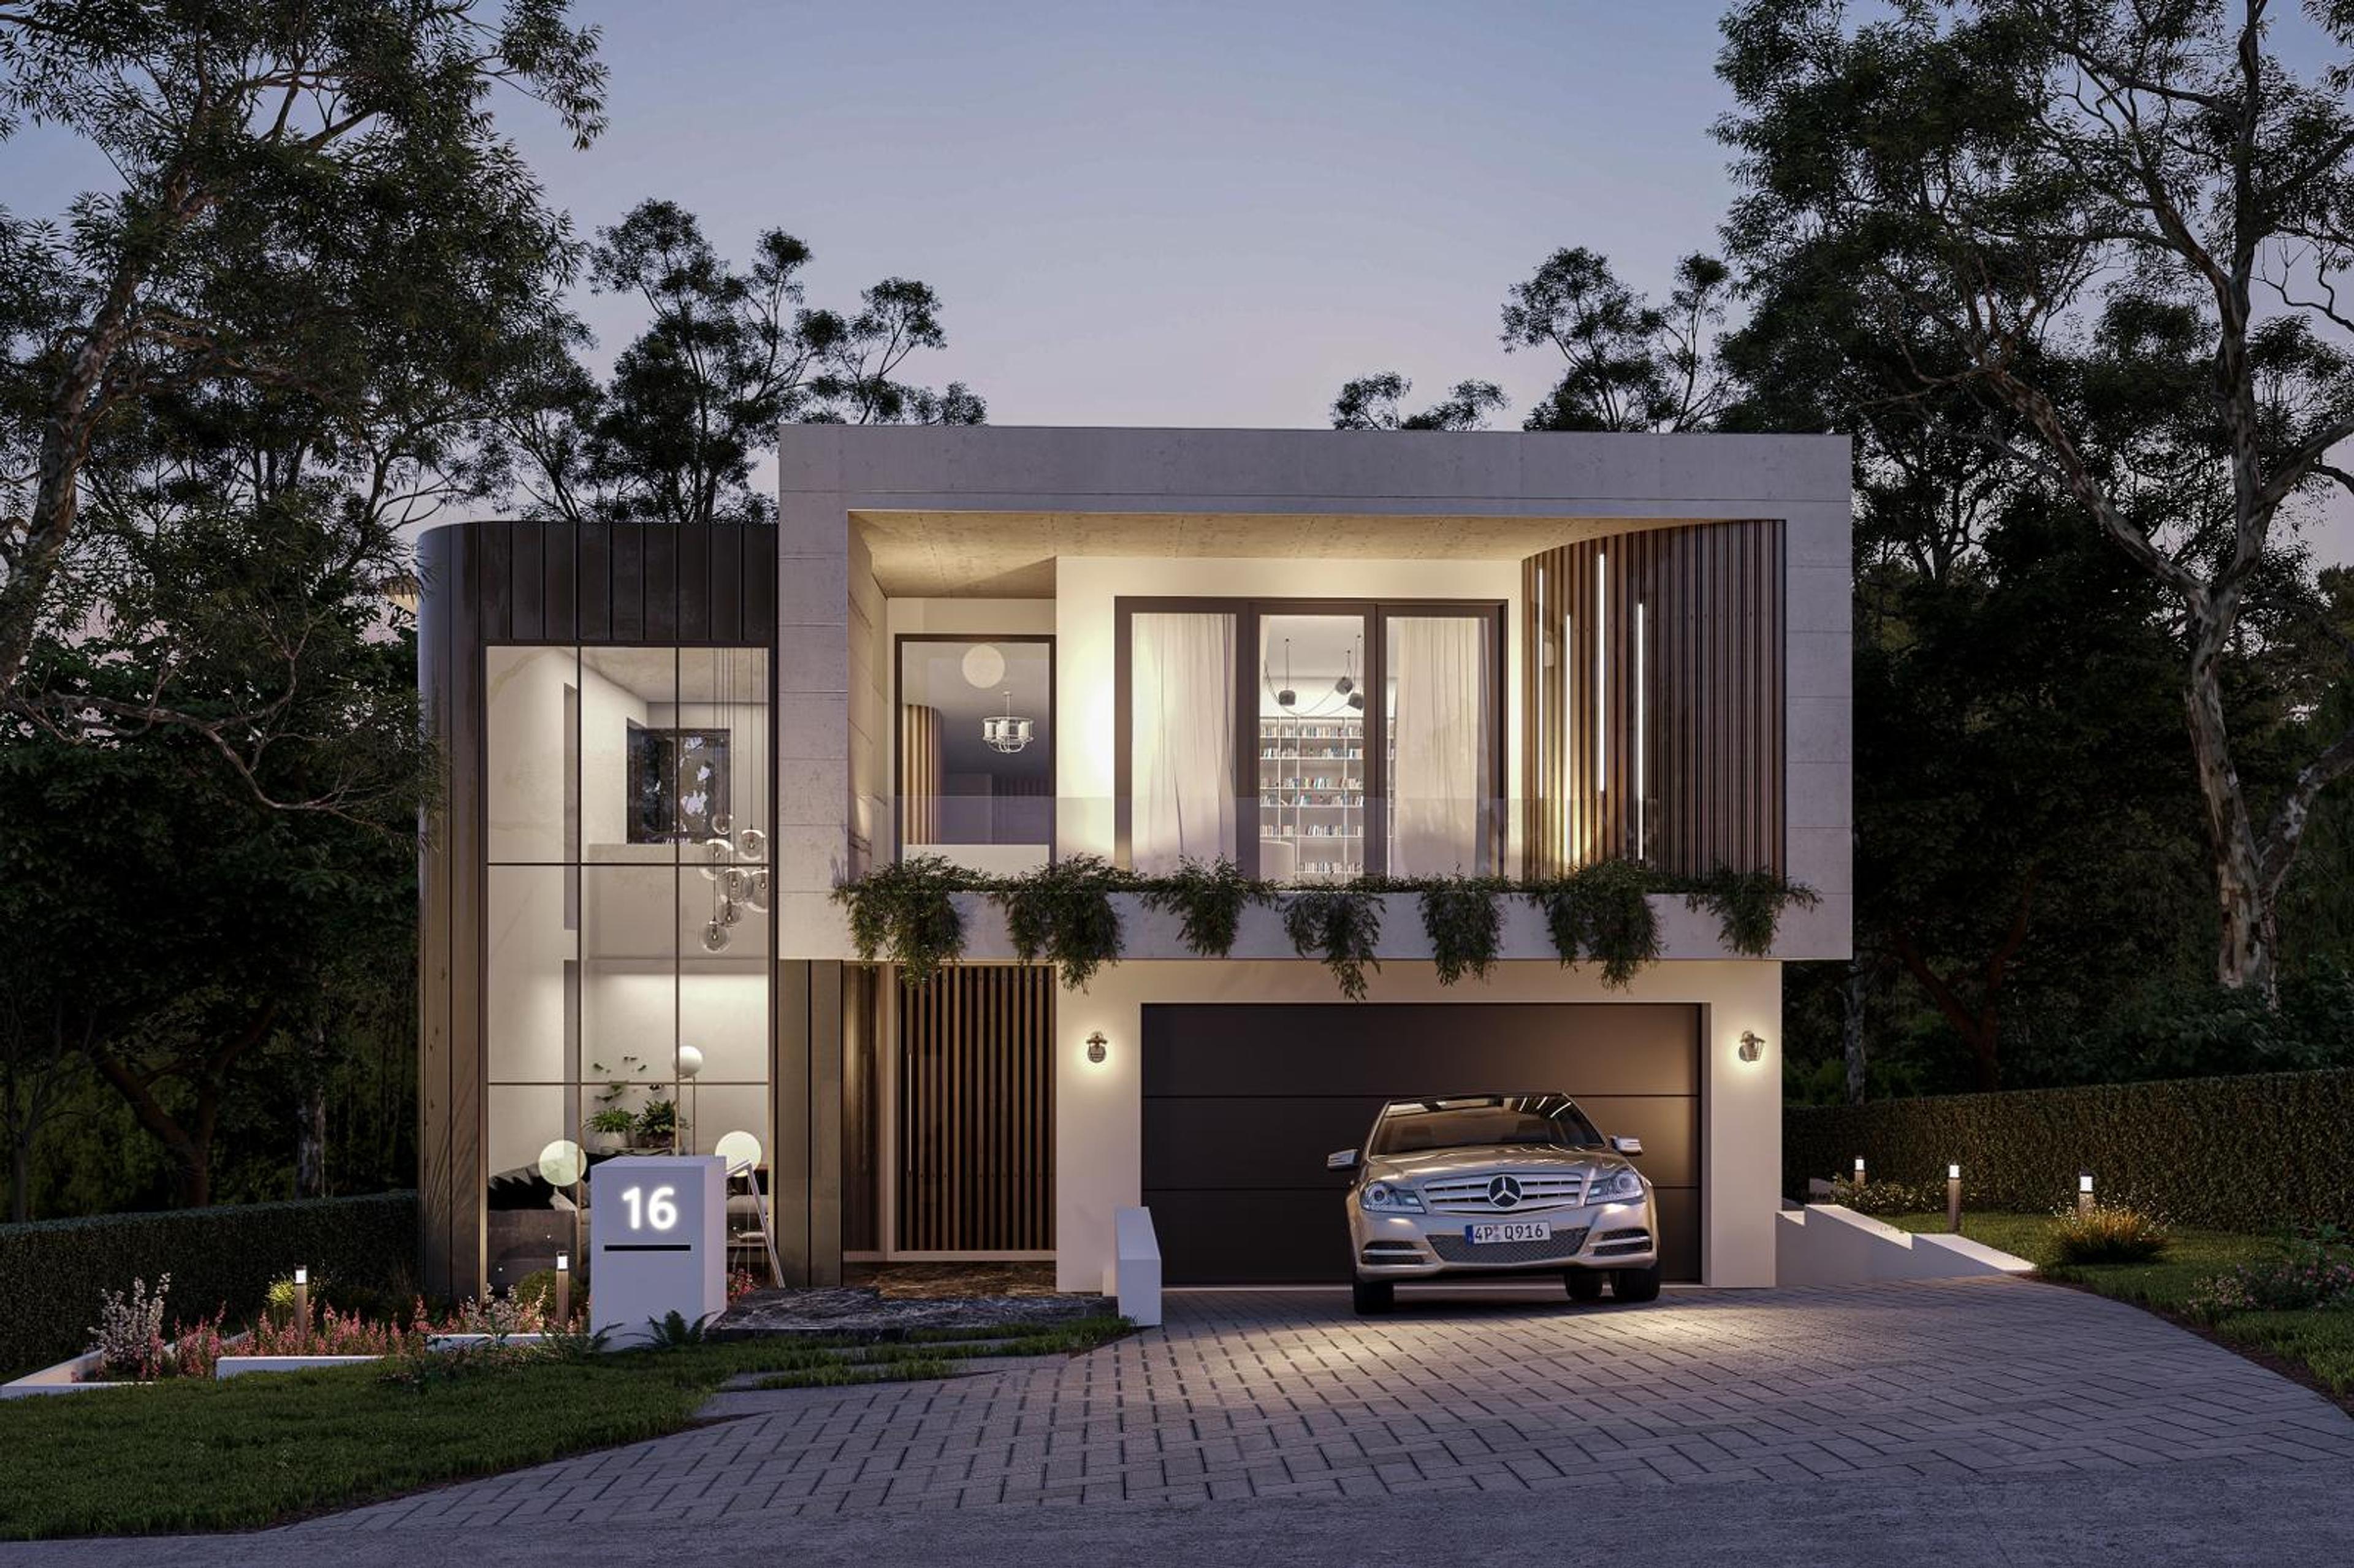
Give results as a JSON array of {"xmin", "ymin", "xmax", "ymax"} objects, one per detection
[
  {"xmin": 983, "ymin": 688, "xmax": 1033, "ymax": 754},
  {"xmin": 698, "ymin": 651, "xmax": 771, "ymax": 953}
]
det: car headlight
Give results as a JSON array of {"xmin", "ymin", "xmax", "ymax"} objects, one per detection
[
  {"xmin": 1586, "ymin": 1168, "xmax": 1644, "ymax": 1205},
  {"xmin": 1360, "ymin": 1181, "xmax": 1425, "ymax": 1213}
]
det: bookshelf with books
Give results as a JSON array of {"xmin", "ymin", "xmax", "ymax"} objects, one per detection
[{"xmin": 1255, "ymin": 714, "xmax": 1388, "ymax": 880}]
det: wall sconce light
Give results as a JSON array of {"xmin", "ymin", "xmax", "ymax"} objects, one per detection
[
  {"xmin": 1737, "ymin": 1030, "xmax": 1765, "ymax": 1063},
  {"xmin": 1085, "ymin": 1031, "xmax": 1108, "ymax": 1065}
]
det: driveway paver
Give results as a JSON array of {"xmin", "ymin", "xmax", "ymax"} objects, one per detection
[{"xmin": 294, "ymin": 1275, "xmax": 2354, "ymax": 1529}]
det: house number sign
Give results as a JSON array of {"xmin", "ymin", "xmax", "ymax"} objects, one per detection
[{"xmin": 588, "ymin": 1155, "xmax": 726, "ymax": 1346}]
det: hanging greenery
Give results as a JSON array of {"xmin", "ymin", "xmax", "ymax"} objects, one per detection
[
  {"xmin": 1415, "ymin": 876, "xmax": 1506, "ymax": 986},
  {"xmin": 830, "ymin": 854, "xmax": 972, "ymax": 986},
  {"xmin": 991, "ymin": 854, "xmax": 1130, "ymax": 991},
  {"xmin": 1526, "ymin": 861, "xmax": 1661, "ymax": 988},
  {"xmin": 1138, "ymin": 856, "xmax": 1271, "ymax": 957},
  {"xmin": 1281, "ymin": 884, "xmax": 1384, "ymax": 1000},
  {"xmin": 1685, "ymin": 866, "xmax": 1822, "ymax": 957}
]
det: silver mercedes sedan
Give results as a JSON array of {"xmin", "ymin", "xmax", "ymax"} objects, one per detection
[{"xmin": 1329, "ymin": 1094, "xmax": 1661, "ymax": 1314}]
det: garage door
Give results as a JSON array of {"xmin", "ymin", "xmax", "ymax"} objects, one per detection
[{"xmin": 1141, "ymin": 1003, "xmax": 1700, "ymax": 1284}]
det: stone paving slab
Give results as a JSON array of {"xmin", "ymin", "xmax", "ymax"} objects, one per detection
[{"xmin": 294, "ymin": 1275, "xmax": 2354, "ymax": 1529}]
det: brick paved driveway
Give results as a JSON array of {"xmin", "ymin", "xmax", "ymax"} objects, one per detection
[{"xmin": 300, "ymin": 1276, "xmax": 2354, "ymax": 1529}]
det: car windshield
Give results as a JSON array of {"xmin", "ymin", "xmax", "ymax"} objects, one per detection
[{"xmin": 1369, "ymin": 1095, "xmax": 1604, "ymax": 1156}]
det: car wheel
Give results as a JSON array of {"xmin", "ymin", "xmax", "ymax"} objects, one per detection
[
  {"xmin": 1352, "ymin": 1277, "xmax": 1395, "ymax": 1315},
  {"xmin": 1612, "ymin": 1263, "xmax": 1663, "ymax": 1303},
  {"xmin": 1564, "ymin": 1270, "xmax": 1606, "ymax": 1303}
]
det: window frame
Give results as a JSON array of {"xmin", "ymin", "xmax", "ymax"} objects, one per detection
[
  {"xmin": 1113, "ymin": 596, "xmax": 1506, "ymax": 878},
  {"xmin": 891, "ymin": 631, "xmax": 1059, "ymax": 864}
]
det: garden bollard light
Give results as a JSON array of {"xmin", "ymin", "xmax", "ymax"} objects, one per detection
[
  {"xmin": 1947, "ymin": 1165, "xmax": 1963, "ymax": 1233},
  {"xmin": 292, "ymin": 1265, "xmax": 308, "ymax": 1332},
  {"xmin": 1853, "ymin": 1155, "xmax": 1866, "ymax": 1187},
  {"xmin": 555, "ymin": 1252, "xmax": 571, "ymax": 1324},
  {"xmin": 2079, "ymin": 1171, "xmax": 2095, "ymax": 1216}
]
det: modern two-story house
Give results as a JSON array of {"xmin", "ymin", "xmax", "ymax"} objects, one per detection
[{"xmin": 414, "ymin": 426, "xmax": 1851, "ymax": 1300}]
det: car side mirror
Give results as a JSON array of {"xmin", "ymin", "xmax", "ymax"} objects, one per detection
[
  {"xmin": 1610, "ymin": 1136, "xmax": 1643, "ymax": 1157},
  {"xmin": 1326, "ymin": 1149, "xmax": 1359, "ymax": 1171}
]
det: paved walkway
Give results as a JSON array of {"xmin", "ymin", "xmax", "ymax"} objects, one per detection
[{"xmin": 285, "ymin": 1275, "xmax": 2354, "ymax": 1527}]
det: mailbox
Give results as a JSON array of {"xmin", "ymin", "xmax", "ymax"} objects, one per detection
[{"xmin": 587, "ymin": 1155, "xmax": 726, "ymax": 1346}]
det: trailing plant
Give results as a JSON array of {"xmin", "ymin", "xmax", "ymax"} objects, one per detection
[
  {"xmin": 832, "ymin": 854, "xmax": 973, "ymax": 985},
  {"xmin": 1684, "ymin": 867, "xmax": 1819, "ymax": 957},
  {"xmin": 1417, "ymin": 877, "xmax": 1506, "ymax": 986},
  {"xmin": 992, "ymin": 854, "xmax": 1130, "ymax": 991},
  {"xmin": 1140, "ymin": 857, "xmax": 1270, "ymax": 957},
  {"xmin": 1526, "ymin": 861, "xmax": 1660, "ymax": 987},
  {"xmin": 1282, "ymin": 885, "xmax": 1384, "ymax": 1000}
]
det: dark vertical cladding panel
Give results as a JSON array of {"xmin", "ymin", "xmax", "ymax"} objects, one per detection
[
  {"xmin": 744, "ymin": 531, "xmax": 777, "ymax": 645},
  {"xmin": 577, "ymin": 524, "xmax": 612, "ymax": 642},
  {"xmin": 896, "ymin": 966, "xmax": 1053, "ymax": 1252},
  {"xmin": 677, "ymin": 525, "xmax": 712, "ymax": 644},
  {"xmin": 543, "ymin": 523, "xmax": 577, "ymax": 644},
  {"xmin": 415, "ymin": 527, "xmax": 457, "ymax": 1298},
  {"xmin": 774, "ymin": 959, "xmax": 813, "ymax": 1282},
  {"xmin": 644, "ymin": 527, "xmax": 679, "ymax": 643},
  {"xmin": 709, "ymin": 528, "xmax": 744, "ymax": 644},
  {"xmin": 610, "ymin": 526, "xmax": 644, "ymax": 642},
  {"xmin": 479, "ymin": 522, "xmax": 511, "ymax": 644},
  {"xmin": 509, "ymin": 523, "xmax": 544, "ymax": 642}
]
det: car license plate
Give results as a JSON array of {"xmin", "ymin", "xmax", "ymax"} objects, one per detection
[{"xmin": 1465, "ymin": 1220, "xmax": 1552, "ymax": 1245}]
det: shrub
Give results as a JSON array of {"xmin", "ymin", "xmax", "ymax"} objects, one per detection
[
  {"xmin": 86, "ymin": 1275, "xmax": 172, "ymax": 1379},
  {"xmin": 2049, "ymin": 1202, "xmax": 2172, "ymax": 1265},
  {"xmin": 1821, "ymin": 1176, "xmax": 1947, "ymax": 1217},
  {"xmin": 2185, "ymin": 1225, "xmax": 2354, "ymax": 1322},
  {"xmin": 1785, "ymin": 1069, "xmax": 2354, "ymax": 1232},
  {"xmin": 0, "ymin": 1192, "xmax": 417, "ymax": 1377}
]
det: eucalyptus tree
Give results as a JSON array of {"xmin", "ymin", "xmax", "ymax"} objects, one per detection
[
  {"xmin": 0, "ymin": 0, "xmax": 606, "ymax": 706},
  {"xmin": 506, "ymin": 200, "xmax": 986, "ymax": 527},
  {"xmin": 1329, "ymin": 371, "xmax": 1509, "ymax": 430},
  {"xmin": 1504, "ymin": 248, "xmax": 1734, "ymax": 432},
  {"xmin": 1717, "ymin": 0, "xmax": 2354, "ymax": 1003}
]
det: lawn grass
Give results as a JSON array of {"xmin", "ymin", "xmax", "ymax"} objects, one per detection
[
  {"xmin": 1885, "ymin": 1210, "xmax": 2351, "ymax": 1405},
  {"xmin": 0, "ymin": 1319, "xmax": 1129, "ymax": 1540}
]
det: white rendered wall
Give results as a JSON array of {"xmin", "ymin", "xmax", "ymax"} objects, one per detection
[{"xmin": 1052, "ymin": 959, "xmax": 1782, "ymax": 1293}]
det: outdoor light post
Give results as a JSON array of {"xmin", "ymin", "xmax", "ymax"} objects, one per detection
[
  {"xmin": 292, "ymin": 1265, "xmax": 308, "ymax": 1328},
  {"xmin": 554, "ymin": 1252, "xmax": 571, "ymax": 1325},
  {"xmin": 2079, "ymin": 1171, "xmax": 2095, "ymax": 1215},
  {"xmin": 1853, "ymin": 1155, "xmax": 1866, "ymax": 1187},
  {"xmin": 1946, "ymin": 1164, "xmax": 1963, "ymax": 1233}
]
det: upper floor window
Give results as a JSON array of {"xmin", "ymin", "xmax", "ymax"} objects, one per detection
[
  {"xmin": 1118, "ymin": 599, "xmax": 1501, "ymax": 880},
  {"xmin": 895, "ymin": 636, "xmax": 1054, "ymax": 872}
]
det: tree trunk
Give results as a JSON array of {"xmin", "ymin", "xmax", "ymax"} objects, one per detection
[
  {"xmin": 1840, "ymin": 959, "xmax": 1869, "ymax": 1106},
  {"xmin": 2183, "ymin": 655, "xmax": 2279, "ymax": 1003},
  {"xmin": 295, "ymin": 1085, "xmax": 326, "ymax": 1198}
]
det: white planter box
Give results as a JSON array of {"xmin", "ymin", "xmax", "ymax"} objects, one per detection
[
  {"xmin": 215, "ymin": 1355, "xmax": 383, "ymax": 1378},
  {"xmin": 0, "ymin": 1349, "xmax": 115, "ymax": 1398}
]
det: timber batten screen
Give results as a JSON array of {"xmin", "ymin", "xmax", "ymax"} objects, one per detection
[
  {"xmin": 896, "ymin": 965, "xmax": 1054, "ymax": 1253},
  {"xmin": 1522, "ymin": 520, "xmax": 1786, "ymax": 878}
]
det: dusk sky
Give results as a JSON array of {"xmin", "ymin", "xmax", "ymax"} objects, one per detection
[{"xmin": 10, "ymin": 0, "xmax": 2350, "ymax": 561}]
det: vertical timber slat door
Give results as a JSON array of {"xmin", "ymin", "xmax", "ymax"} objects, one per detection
[{"xmin": 896, "ymin": 966, "xmax": 1054, "ymax": 1252}]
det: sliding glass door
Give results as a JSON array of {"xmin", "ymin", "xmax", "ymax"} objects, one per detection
[{"xmin": 1121, "ymin": 598, "xmax": 1501, "ymax": 879}]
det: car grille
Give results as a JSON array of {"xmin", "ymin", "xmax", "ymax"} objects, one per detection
[
  {"xmin": 1428, "ymin": 1226, "xmax": 1591, "ymax": 1265},
  {"xmin": 1420, "ymin": 1172, "xmax": 1586, "ymax": 1214}
]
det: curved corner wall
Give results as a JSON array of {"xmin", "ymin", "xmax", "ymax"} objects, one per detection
[{"xmin": 1522, "ymin": 519, "xmax": 1786, "ymax": 879}]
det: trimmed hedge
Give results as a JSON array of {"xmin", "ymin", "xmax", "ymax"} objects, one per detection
[
  {"xmin": 0, "ymin": 1192, "xmax": 416, "ymax": 1378},
  {"xmin": 1786, "ymin": 1069, "xmax": 2354, "ymax": 1231}
]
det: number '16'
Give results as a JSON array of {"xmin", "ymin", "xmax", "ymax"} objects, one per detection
[{"xmin": 620, "ymin": 1184, "xmax": 678, "ymax": 1231}]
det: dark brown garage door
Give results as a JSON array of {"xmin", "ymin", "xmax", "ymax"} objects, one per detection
[{"xmin": 1141, "ymin": 1003, "xmax": 1699, "ymax": 1284}]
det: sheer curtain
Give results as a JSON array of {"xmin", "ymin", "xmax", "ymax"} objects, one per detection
[
  {"xmin": 1389, "ymin": 617, "xmax": 1494, "ymax": 875},
  {"xmin": 1131, "ymin": 612, "xmax": 1236, "ymax": 873}
]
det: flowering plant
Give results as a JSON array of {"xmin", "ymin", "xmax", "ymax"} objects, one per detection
[
  {"xmin": 87, "ymin": 1275, "xmax": 172, "ymax": 1379},
  {"xmin": 2187, "ymin": 1225, "xmax": 2354, "ymax": 1322}
]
